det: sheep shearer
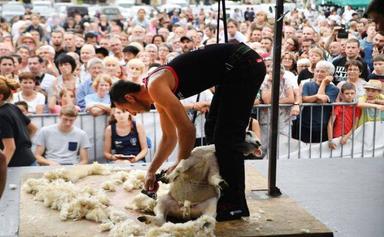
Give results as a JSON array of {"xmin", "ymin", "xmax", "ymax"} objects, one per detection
[{"xmin": 110, "ymin": 43, "xmax": 266, "ymax": 221}]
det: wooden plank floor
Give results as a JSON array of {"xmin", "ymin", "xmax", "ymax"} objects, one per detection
[{"xmin": 19, "ymin": 166, "xmax": 333, "ymax": 237}]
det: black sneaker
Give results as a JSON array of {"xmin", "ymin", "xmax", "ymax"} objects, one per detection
[{"xmin": 216, "ymin": 201, "xmax": 250, "ymax": 222}]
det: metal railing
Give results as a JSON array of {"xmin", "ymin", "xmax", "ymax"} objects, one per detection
[{"xmin": 29, "ymin": 103, "xmax": 384, "ymax": 162}]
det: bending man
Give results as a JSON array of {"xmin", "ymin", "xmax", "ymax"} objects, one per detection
[{"xmin": 110, "ymin": 43, "xmax": 266, "ymax": 221}]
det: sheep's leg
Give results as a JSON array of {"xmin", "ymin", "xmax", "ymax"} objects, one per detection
[
  {"xmin": 167, "ymin": 156, "xmax": 200, "ymax": 182},
  {"xmin": 207, "ymin": 158, "xmax": 228, "ymax": 191},
  {"xmin": 190, "ymin": 197, "xmax": 218, "ymax": 219},
  {"xmin": 138, "ymin": 195, "xmax": 175, "ymax": 226}
]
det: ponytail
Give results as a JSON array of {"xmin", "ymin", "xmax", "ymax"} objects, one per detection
[{"xmin": 0, "ymin": 76, "xmax": 19, "ymax": 101}]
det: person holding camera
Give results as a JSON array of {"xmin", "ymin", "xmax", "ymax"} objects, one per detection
[{"xmin": 333, "ymin": 38, "xmax": 369, "ymax": 85}]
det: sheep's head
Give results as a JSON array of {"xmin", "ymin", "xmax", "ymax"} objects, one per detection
[{"xmin": 235, "ymin": 131, "xmax": 261, "ymax": 156}]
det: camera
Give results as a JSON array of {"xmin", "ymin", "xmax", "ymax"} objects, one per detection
[{"xmin": 336, "ymin": 25, "xmax": 348, "ymax": 39}]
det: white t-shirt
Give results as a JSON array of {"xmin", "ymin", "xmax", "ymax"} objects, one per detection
[
  {"xmin": 181, "ymin": 89, "xmax": 213, "ymax": 139},
  {"xmin": 12, "ymin": 91, "xmax": 45, "ymax": 113},
  {"xmin": 34, "ymin": 124, "xmax": 91, "ymax": 165}
]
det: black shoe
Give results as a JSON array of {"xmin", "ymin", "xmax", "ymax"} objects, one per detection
[{"xmin": 216, "ymin": 201, "xmax": 250, "ymax": 222}]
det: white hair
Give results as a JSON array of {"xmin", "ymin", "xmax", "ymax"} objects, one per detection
[
  {"xmin": 38, "ymin": 45, "xmax": 55, "ymax": 55},
  {"xmin": 315, "ymin": 60, "xmax": 335, "ymax": 75},
  {"xmin": 87, "ymin": 57, "xmax": 104, "ymax": 70}
]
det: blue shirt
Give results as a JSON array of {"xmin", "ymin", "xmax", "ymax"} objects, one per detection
[
  {"xmin": 77, "ymin": 79, "xmax": 95, "ymax": 110},
  {"xmin": 301, "ymin": 81, "xmax": 339, "ymax": 129},
  {"xmin": 84, "ymin": 93, "xmax": 111, "ymax": 109}
]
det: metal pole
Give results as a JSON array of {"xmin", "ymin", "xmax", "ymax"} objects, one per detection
[
  {"xmin": 268, "ymin": 0, "xmax": 284, "ymax": 197},
  {"xmin": 221, "ymin": 0, "xmax": 228, "ymax": 43}
]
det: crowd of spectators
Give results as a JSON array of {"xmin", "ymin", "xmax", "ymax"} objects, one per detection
[{"xmin": 0, "ymin": 3, "xmax": 384, "ymax": 166}]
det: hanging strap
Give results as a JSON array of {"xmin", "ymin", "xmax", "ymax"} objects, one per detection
[{"xmin": 192, "ymin": 93, "xmax": 201, "ymax": 124}]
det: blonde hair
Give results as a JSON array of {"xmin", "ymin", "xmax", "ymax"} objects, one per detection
[
  {"xmin": 60, "ymin": 104, "xmax": 78, "ymax": 117},
  {"xmin": 309, "ymin": 47, "xmax": 324, "ymax": 59},
  {"xmin": 127, "ymin": 58, "xmax": 145, "ymax": 71},
  {"xmin": 92, "ymin": 74, "xmax": 113, "ymax": 90},
  {"xmin": 103, "ymin": 56, "xmax": 119, "ymax": 66},
  {"xmin": 0, "ymin": 76, "xmax": 19, "ymax": 101}
]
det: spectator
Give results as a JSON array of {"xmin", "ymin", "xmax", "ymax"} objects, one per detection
[
  {"xmin": 50, "ymin": 30, "xmax": 66, "ymax": 61},
  {"xmin": 368, "ymin": 54, "xmax": 384, "ymax": 81},
  {"xmin": 357, "ymin": 80, "xmax": 384, "ymax": 126},
  {"xmin": 16, "ymin": 45, "xmax": 30, "ymax": 72},
  {"xmin": 361, "ymin": 23, "xmax": 377, "ymax": 70},
  {"xmin": 123, "ymin": 45, "xmax": 140, "ymax": 65},
  {"xmin": 76, "ymin": 58, "xmax": 105, "ymax": 110},
  {"xmin": 282, "ymin": 52, "xmax": 298, "ymax": 76},
  {"xmin": 56, "ymin": 54, "xmax": 80, "ymax": 92},
  {"xmin": 109, "ymin": 37, "xmax": 124, "ymax": 64},
  {"xmin": 297, "ymin": 58, "xmax": 311, "ymax": 75},
  {"xmin": 103, "ymin": 56, "xmax": 121, "ymax": 82},
  {"xmin": 0, "ymin": 56, "xmax": 16, "ymax": 79},
  {"xmin": 223, "ymin": 19, "xmax": 247, "ymax": 43},
  {"xmin": 126, "ymin": 58, "xmax": 145, "ymax": 84},
  {"xmin": 260, "ymin": 36, "xmax": 273, "ymax": 54},
  {"xmin": 144, "ymin": 44, "xmax": 158, "ymax": 64},
  {"xmin": 328, "ymin": 83, "xmax": 361, "ymax": 149},
  {"xmin": 85, "ymin": 74, "xmax": 112, "ymax": 116},
  {"xmin": 104, "ymin": 108, "xmax": 148, "ymax": 163},
  {"xmin": 180, "ymin": 36, "xmax": 194, "ymax": 53},
  {"xmin": 337, "ymin": 60, "xmax": 367, "ymax": 101},
  {"xmin": 132, "ymin": 8, "xmax": 149, "ymax": 29},
  {"xmin": 158, "ymin": 44, "xmax": 170, "ymax": 65},
  {"xmin": 333, "ymin": 38, "xmax": 369, "ymax": 84},
  {"xmin": 49, "ymin": 88, "xmax": 80, "ymax": 114},
  {"xmin": 24, "ymin": 14, "xmax": 45, "ymax": 40},
  {"xmin": 14, "ymin": 101, "xmax": 29, "ymax": 115},
  {"xmin": 79, "ymin": 44, "xmax": 96, "ymax": 81},
  {"xmin": 181, "ymin": 89, "xmax": 213, "ymax": 147},
  {"xmin": 0, "ymin": 76, "xmax": 37, "ymax": 167},
  {"xmin": 260, "ymin": 64, "xmax": 294, "ymax": 148},
  {"xmin": 152, "ymin": 34, "xmax": 165, "ymax": 48},
  {"xmin": 296, "ymin": 61, "xmax": 339, "ymax": 143},
  {"xmin": 298, "ymin": 47, "xmax": 324, "ymax": 84},
  {"xmin": 328, "ymin": 41, "xmax": 342, "ymax": 60},
  {"xmin": 283, "ymin": 37, "xmax": 300, "ymax": 54},
  {"xmin": 37, "ymin": 45, "xmax": 59, "ymax": 77},
  {"xmin": 63, "ymin": 32, "xmax": 77, "ymax": 53},
  {"xmin": 28, "ymin": 55, "xmax": 56, "ymax": 95},
  {"xmin": 34, "ymin": 105, "xmax": 90, "ymax": 166},
  {"xmin": 12, "ymin": 72, "xmax": 45, "ymax": 114}
]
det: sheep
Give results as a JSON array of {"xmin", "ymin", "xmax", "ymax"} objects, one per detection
[{"xmin": 138, "ymin": 131, "xmax": 260, "ymax": 226}]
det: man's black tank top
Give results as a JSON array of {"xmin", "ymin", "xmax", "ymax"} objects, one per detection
[{"xmin": 144, "ymin": 44, "xmax": 238, "ymax": 99}]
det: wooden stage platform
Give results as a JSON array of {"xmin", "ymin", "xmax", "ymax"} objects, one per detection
[{"xmin": 19, "ymin": 165, "xmax": 333, "ymax": 237}]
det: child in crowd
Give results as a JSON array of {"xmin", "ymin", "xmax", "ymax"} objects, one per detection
[
  {"xmin": 49, "ymin": 88, "xmax": 80, "ymax": 114},
  {"xmin": 14, "ymin": 101, "xmax": 29, "ymax": 115},
  {"xmin": 126, "ymin": 58, "xmax": 145, "ymax": 84},
  {"xmin": 357, "ymin": 80, "xmax": 384, "ymax": 127},
  {"xmin": 327, "ymin": 83, "xmax": 361, "ymax": 149},
  {"xmin": 367, "ymin": 54, "xmax": 384, "ymax": 82}
]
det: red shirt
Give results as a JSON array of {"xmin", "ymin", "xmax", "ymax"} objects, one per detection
[{"xmin": 333, "ymin": 105, "xmax": 361, "ymax": 138}]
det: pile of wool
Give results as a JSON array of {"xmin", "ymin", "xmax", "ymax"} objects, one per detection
[
  {"xmin": 43, "ymin": 162, "xmax": 111, "ymax": 183},
  {"xmin": 125, "ymin": 193, "xmax": 157, "ymax": 213},
  {"xmin": 123, "ymin": 170, "xmax": 146, "ymax": 192},
  {"xmin": 108, "ymin": 219, "xmax": 145, "ymax": 237},
  {"xmin": 145, "ymin": 215, "xmax": 216, "ymax": 237}
]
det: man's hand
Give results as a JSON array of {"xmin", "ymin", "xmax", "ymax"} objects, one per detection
[
  {"xmin": 144, "ymin": 171, "xmax": 157, "ymax": 191},
  {"xmin": 48, "ymin": 160, "xmax": 61, "ymax": 166},
  {"xmin": 291, "ymin": 104, "xmax": 300, "ymax": 116},
  {"xmin": 322, "ymin": 76, "xmax": 333, "ymax": 85}
]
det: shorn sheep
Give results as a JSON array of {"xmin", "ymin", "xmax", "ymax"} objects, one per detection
[{"xmin": 138, "ymin": 131, "xmax": 260, "ymax": 226}]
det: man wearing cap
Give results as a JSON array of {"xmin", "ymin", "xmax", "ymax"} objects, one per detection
[
  {"xmin": 180, "ymin": 36, "xmax": 194, "ymax": 53},
  {"xmin": 110, "ymin": 43, "xmax": 266, "ymax": 221},
  {"xmin": 357, "ymin": 79, "xmax": 384, "ymax": 126}
]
